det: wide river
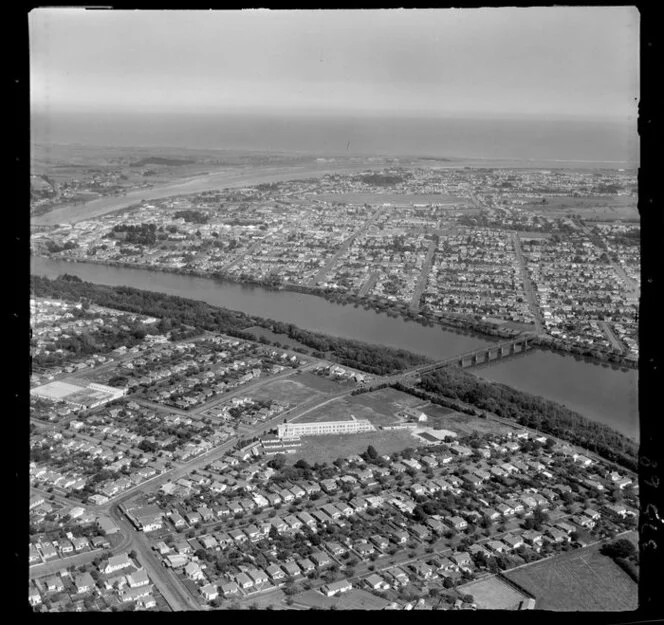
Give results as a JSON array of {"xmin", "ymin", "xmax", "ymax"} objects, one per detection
[{"xmin": 31, "ymin": 257, "xmax": 638, "ymax": 441}]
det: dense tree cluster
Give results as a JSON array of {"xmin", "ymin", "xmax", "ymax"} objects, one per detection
[
  {"xmin": 601, "ymin": 538, "xmax": 639, "ymax": 582},
  {"xmin": 173, "ymin": 209, "xmax": 209, "ymax": 224},
  {"xmin": 418, "ymin": 368, "xmax": 637, "ymax": 471},
  {"xmin": 108, "ymin": 223, "xmax": 157, "ymax": 245}
]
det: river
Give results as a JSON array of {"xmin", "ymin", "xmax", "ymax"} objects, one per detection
[
  {"xmin": 30, "ymin": 161, "xmax": 379, "ymax": 227},
  {"xmin": 30, "ymin": 257, "xmax": 638, "ymax": 441}
]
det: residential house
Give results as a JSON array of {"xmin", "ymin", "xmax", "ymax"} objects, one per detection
[
  {"xmin": 220, "ymin": 581, "xmax": 239, "ymax": 595},
  {"xmin": 200, "ymin": 583, "xmax": 218, "ymax": 602},
  {"xmin": 184, "ymin": 561, "xmax": 205, "ymax": 581},
  {"xmin": 365, "ymin": 574, "xmax": 390, "ymax": 591},
  {"xmin": 266, "ymin": 564, "xmax": 285, "ymax": 582},
  {"xmin": 74, "ymin": 572, "xmax": 95, "ymax": 594},
  {"xmin": 321, "ymin": 579, "xmax": 352, "ymax": 597},
  {"xmin": 451, "ymin": 552, "xmax": 473, "ymax": 571},
  {"xmin": 126, "ymin": 569, "xmax": 150, "ymax": 588}
]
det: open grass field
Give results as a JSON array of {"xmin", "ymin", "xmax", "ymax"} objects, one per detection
[
  {"xmin": 526, "ymin": 195, "xmax": 638, "ymax": 221},
  {"xmin": 296, "ymin": 371, "xmax": 353, "ymax": 393},
  {"xmin": 293, "ymin": 588, "xmax": 392, "ymax": 610},
  {"xmin": 237, "ymin": 588, "xmax": 289, "ymax": 610},
  {"xmin": 249, "ymin": 378, "xmax": 326, "ymax": 405},
  {"xmin": 420, "ymin": 410, "xmax": 515, "ymax": 436},
  {"xmin": 458, "ymin": 576, "xmax": 531, "ymax": 610},
  {"xmin": 291, "ymin": 397, "xmax": 361, "ymax": 424},
  {"xmin": 503, "ymin": 537, "xmax": 638, "ymax": 611},
  {"xmin": 349, "ymin": 386, "xmax": 427, "ymax": 415},
  {"xmin": 288, "ymin": 429, "xmax": 421, "ymax": 465},
  {"xmin": 293, "ymin": 387, "xmax": 426, "ymax": 427}
]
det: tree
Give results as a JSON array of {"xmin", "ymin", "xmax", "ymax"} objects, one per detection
[{"xmin": 601, "ymin": 538, "xmax": 636, "ymax": 560}]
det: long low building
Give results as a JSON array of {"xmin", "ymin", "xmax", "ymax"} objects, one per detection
[{"xmin": 277, "ymin": 418, "xmax": 375, "ymax": 438}]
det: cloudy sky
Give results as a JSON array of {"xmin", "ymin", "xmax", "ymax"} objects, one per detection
[{"xmin": 30, "ymin": 7, "xmax": 639, "ymax": 120}]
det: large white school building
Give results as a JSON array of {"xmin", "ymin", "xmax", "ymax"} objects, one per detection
[{"xmin": 277, "ymin": 418, "xmax": 375, "ymax": 439}]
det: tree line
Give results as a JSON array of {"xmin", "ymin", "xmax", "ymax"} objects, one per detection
[
  {"xmin": 417, "ymin": 367, "xmax": 637, "ymax": 471},
  {"xmin": 30, "ymin": 275, "xmax": 431, "ymax": 376}
]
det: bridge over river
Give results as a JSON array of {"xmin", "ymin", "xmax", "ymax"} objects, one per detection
[{"xmin": 368, "ymin": 334, "xmax": 538, "ymax": 389}]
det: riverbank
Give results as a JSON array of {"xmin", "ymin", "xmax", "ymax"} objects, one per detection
[
  {"xmin": 32, "ymin": 254, "xmax": 637, "ymax": 371},
  {"xmin": 29, "ymin": 259, "xmax": 638, "ymax": 440}
]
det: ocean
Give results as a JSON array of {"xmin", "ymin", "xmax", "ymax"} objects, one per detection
[{"xmin": 31, "ymin": 111, "xmax": 638, "ymax": 168}]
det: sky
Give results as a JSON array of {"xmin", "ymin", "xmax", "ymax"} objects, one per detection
[{"xmin": 30, "ymin": 7, "xmax": 639, "ymax": 121}]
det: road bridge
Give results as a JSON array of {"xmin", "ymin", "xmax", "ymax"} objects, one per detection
[{"xmin": 365, "ymin": 335, "xmax": 537, "ymax": 390}]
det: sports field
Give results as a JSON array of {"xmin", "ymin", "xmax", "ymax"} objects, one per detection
[{"xmin": 503, "ymin": 537, "xmax": 638, "ymax": 611}]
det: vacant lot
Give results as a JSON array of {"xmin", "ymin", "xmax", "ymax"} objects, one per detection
[
  {"xmin": 288, "ymin": 429, "xmax": 420, "ymax": 465},
  {"xmin": 504, "ymin": 539, "xmax": 638, "ymax": 611},
  {"xmin": 458, "ymin": 576, "xmax": 531, "ymax": 610}
]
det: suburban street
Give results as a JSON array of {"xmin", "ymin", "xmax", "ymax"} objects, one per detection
[{"xmin": 511, "ymin": 232, "xmax": 544, "ymax": 334}]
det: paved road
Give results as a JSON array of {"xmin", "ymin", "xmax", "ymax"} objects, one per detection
[
  {"xmin": 578, "ymin": 224, "xmax": 639, "ymax": 297},
  {"xmin": 109, "ymin": 506, "xmax": 202, "ymax": 611},
  {"xmin": 599, "ymin": 321, "xmax": 625, "ymax": 352},
  {"xmin": 220, "ymin": 240, "xmax": 262, "ymax": 272},
  {"xmin": 409, "ymin": 238, "xmax": 438, "ymax": 312},
  {"xmin": 308, "ymin": 208, "xmax": 380, "ymax": 287},
  {"xmin": 358, "ymin": 272, "xmax": 380, "ymax": 297},
  {"xmin": 511, "ymin": 232, "xmax": 544, "ymax": 334}
]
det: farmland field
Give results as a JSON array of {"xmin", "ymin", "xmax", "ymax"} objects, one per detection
[
  {"xmin": 287, "ymin": 429, "xmax": 421, "ymax": 465},
  {"xmin": 503, "ymin": 535, "xmax": 638, "ymax": 611}
]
